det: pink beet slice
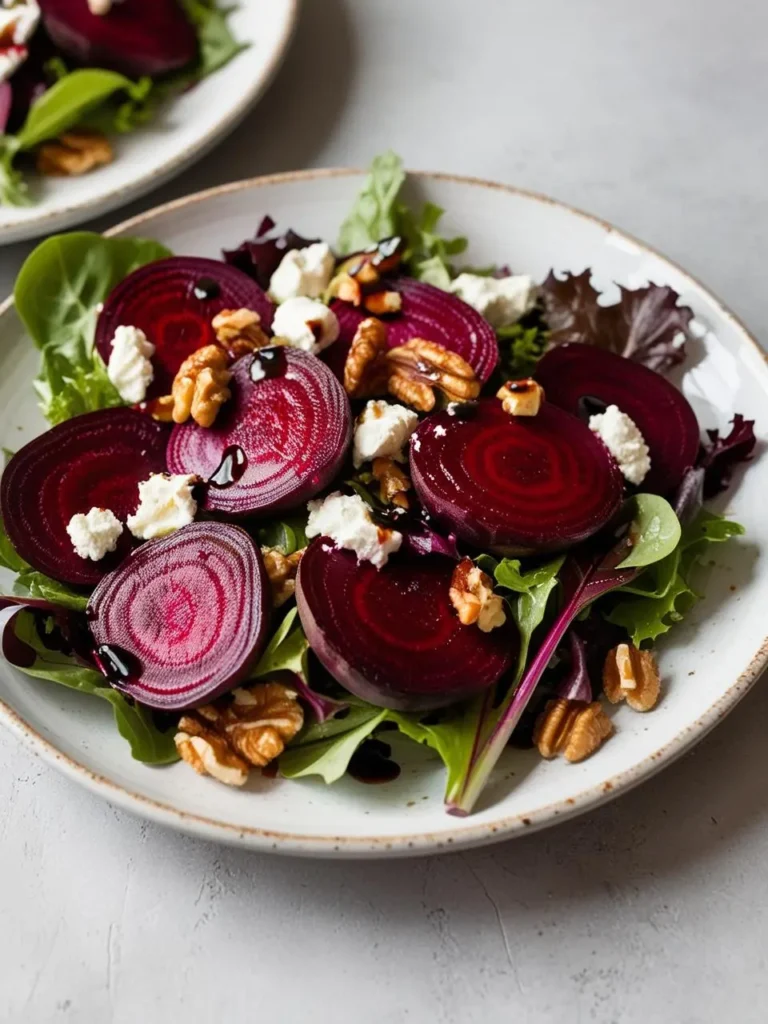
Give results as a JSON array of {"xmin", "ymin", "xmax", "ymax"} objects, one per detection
[
  {"xmin": 95, "ymin": 257, "xmax": 275, "ymax": 398},
  {"xmin": 167, "ymin": 347, "xmax": 352, "ymax": 517},
  {"xmin": 296, "ymin": 541, "xmax": 516, "ymax": 711},
  {"xmin": 535, "ymin": 342, "xmax": 700, "ymax": 496},
  {"xmin": 38, "ymin": 0, "xmax": 198, "ymax": 78},
  {"xmin": 1, "ymin": 409, "xmax": 169, "ymax": 588},
  {"xmin": 410, "ymin": 399, "xmax": 623, "ymax": 555},
  {"xmin": 88, "ymin": 523, "xmax": 270, "ymax": 710},
  {"xmin": 325, "ymin": 276, "xmax": 499, "ymax": 382}
]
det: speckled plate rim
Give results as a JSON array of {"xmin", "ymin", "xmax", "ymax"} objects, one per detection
[
  {"xmin": 0, "ymin": 0, "xmax": 300, "ymax": 245},
  {"xmin": 0, "ymin": 167, "xmax": 766, "ymax": 858}
]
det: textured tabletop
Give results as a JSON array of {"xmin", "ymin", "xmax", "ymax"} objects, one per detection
[{"xmin": 2, "ymin": 2, "xmax": 767, "ymax": 1022}]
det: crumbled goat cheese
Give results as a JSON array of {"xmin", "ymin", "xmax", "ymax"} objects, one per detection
[
  {"xmin": 66, "ymin": 507, "xmax": 123, "ymax": 561},
  {"xmin": 107, "ymin": 325, "xmax": 155, "ymax": 403},
  {"xmin": 271, "ymin": 296, "xmax": 339, "ymax": 353},
  {"xmin": 352, "ymin": 400, "xmax": 419, "ymax": 468},
  {"xmin": 127, "ymin": 474, "xmax": 198, "ymax": 540},
  {"xmin": 306, "ymin": 492, "xmax": 402, "ymax": 569},
  {"xmin": 589, "ymin": 404, "xmax": 651, "ymax": 485},
  {"xmin": 268, "ymin": 243, "xmax": 335, "ymax": 304},
  {"xmin": 0, "ymin": 1, "xmax": 39, "ymax": 84},
  {"xmin": 450, "ymin": 273, "xmax": 537, "ymax": 328}
]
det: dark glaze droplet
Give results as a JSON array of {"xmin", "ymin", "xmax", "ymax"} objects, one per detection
[
  {"xmin": 95, "ymin": 644, "xmax": 142, "ymax": 687},
  {"xmin": 208, "ymin": 445, "xmax": 248, "ymax": 489},
  {"xmin": 446, "ymin": 400, "xmax": 479, "ymax": 420},
  {"xmin": 193, "ymin": 277, "xmax": 221, "ymax": 301},
  {"xmin": 577, "ymin": 395, "xmax": 608, "ymax": 420},
  {"xmin": 261, "ymin": 762, "xmax": 279, "ymax": 779},
  {"xmin": 348, "ymin": 739, "xmax": 401, "ymax": 785},
  {"xmin": 250, "ymin": 346, "xmax": 288, "ymax": 382}
]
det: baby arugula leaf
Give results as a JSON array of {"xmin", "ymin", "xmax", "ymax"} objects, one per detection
[
  {"xmin": 5, "ymin": 610, "xmax": 178, "ymax": 764},
  {"xmin": 179, "ymin": 0, "xmax": 248, "ymax": 78},
  {"xmin": 280, "ymin": 709, "xmax": 387, "ymax": 783}
]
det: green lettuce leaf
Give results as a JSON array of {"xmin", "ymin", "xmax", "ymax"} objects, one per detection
[
  {"xmin": 1, "ymin": 518, "xmax": 90, "ymax": 612},
  {"xmin": 179, "ymin": 0, "xmax": 248, "ymax": 78},
  {"xmin": 256, "ymin": 515, "xmax": 309, "ymax": 556},
  {"xmin": 0, "ymin": 135, "xmax": 27, "ymax": 207},
  {"xmin": 605, "ymin": 509, "xmax": 743, "ymax": 645},
  {"xmin": 337, "ymin": 152, "xmax": 466, "ymax": 286},
  {"xmin": 11, "ymin": 611, "xmax": 178, "ymax": 764},
  {"xmin": 497, "ymin": 321, "xmax": 549, "ymax": 378},
  {"xmin": 15, "ymin": 232, "xmax": 171, "ymax": 423},
  {"xmin": 280, "ymin": 707, "xmax": 387, "ymax": 783},
  {"xmin": 494, "ymin": 556, "xmax": 565, "ymax": 682}
]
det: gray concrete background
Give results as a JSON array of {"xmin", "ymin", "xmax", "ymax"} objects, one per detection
[{"xmin": 1, "ymin": 2, "xmax": 767, "ymax": 1021}]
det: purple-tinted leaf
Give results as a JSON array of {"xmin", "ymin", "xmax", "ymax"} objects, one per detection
[
  {"xmin": 541, "ymin": 271, "xmax": 694, "ymax": 374},
  {"xmin": 400, "ymin": 521, "xmax": 460, "ymax": 560},
  {"xmin": 699, "ymin": 414, "xmax": 757, "ymax": 498},
  {"xmin": 0, "ymin": 605, "xmax": 34, "ymax": 668},
  {"xmin": 555, "ymin": 631, "xmax": 592, "ymax": 703},
  {"xmin": 222, "ymin": 216, "xmax": 319, "ymax": 289},
  {"xmin": 289, "ymin": 670, "xmax": 348, "ymax": 724},
  {"xmin": 673, "ymin": 466, "xmax": 705, "ymax": 526}
]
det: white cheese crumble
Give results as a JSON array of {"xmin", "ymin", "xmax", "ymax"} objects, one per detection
[
  {"xmin": 268, "ymin": 243, "xmax": 335, "ymax": 304},
  {"xmin": 87, "ymin": 0, "xmax": 115, "ymax": 14},
  {"xmin": 450, "ymin": 273, "xmax": 537, "ymax": 329},
  {"xmin": 127, "ymin": 474, "xmax": 198, "ymax": 541},
  {"xmin": 107, "ymin": 325, "xmax": 155, "ymax": 404},
  {"xmin": 271, "ymin": 296, "xmax": 339, "ymax": 353},
  {"xmin": 589, "ymin": 404, "xmax": 651, "ymax": 485},
  {"xmin": 352, "ymin": 400, "xmax": 419, "ymax": 469},
  {"xmin": 66, "ymin": 507, "xmax": 123, "ymax": 562},
  {"xmin": 306, "ymin": 492, "xmax": 402, "ymax": 569},
  {"xmin": 0, "ymin": 2, "xmax": 39, "ymax": 84}
]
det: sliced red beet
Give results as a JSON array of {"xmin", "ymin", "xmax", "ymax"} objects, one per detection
[
  {"xmin": 1, "ymin": 409, "xmax": 169, "ymax": 588},
  {"xmin": 167, "ymin": 347, "xmax": 352, "ymax": 517},
  {"xmin": 535, "ymin": 343, "xmax": 700, "ymax": 495},
  {"xmin": 296, "ymin": 541, "xmax": 516, "ymax": 711},
  {"xmin": 95, "ymin": 257, "xmax": 275, "ymax": 398},
  {"xmin": 38, "ymin": 0, "xmax": 198, "ymax": 78},
  {"xmin": 410, "ymin": 399, "xmax": 623, "ymax": 555},
  {"xmin": 87, "ymin": 523, "xmax": 270, "ymax": 710},
  {"xmin": 325, "ymin": 276, "xmax": 499, "ymax": 383}
]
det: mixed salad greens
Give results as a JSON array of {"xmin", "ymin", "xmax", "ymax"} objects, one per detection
[
  {"xmin": 0, "ymin": 152, "xmax": 756, "ymax": 816},
  {"xmin": 0, "ymin": 0, "xmax": 242, "ymax": 206}
]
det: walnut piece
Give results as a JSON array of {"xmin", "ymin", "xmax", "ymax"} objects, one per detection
[
  {"xmin": 212, "ymin": 308, "xmax": 271, "ymax": 359},
  {"xmin": 262, "ymin": 547, "xmax": 304, "ymax": 607},
  {"xmin": 171, "ymin": 345, "xmax": 232, "ymax": 428},
  {"xmin": 449, "ymin": 557, "xmax": 507, "ymax": 633},
  {"xmin": 37, "ymin": 130, "xmax": 113, "ymax": 177},
  {"xmin": 497, "ymin": 378, "xmax": 545, "ymax": 417},
  {"xmin": 534, "ymin": 698, "xmax": 614, "ymax": 763},
  {"xmin": 371, "ymin": 456, "xmax": 412, "ymax": 508},
  {"xmin": 386, "ymin": 339, "xmax": 481, "ymax": 413},
  {"xmin": 330, "ymin": 238, "xmax": 405, "ymax": 314},
  {"xmin": 343, "ymin": 317, "xmax": 390, "ymax": 398},
  {"xmin": 603, "ymin": 643, "xmax": 661, "ymax": 711},
  {"xmin": 175, "ymin": 681, "xmax": 304, "ymax": 786}
]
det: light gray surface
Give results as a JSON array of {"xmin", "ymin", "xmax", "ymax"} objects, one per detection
[{"xmin": 1, "ymin": 1, "xmax": 767, "ymax": 1021}]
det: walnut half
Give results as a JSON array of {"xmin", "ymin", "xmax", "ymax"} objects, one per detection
[
  {"xmin": 171, "ymin": 345, "xmax": 232, "ymax": 428},
  {"xmin": 212, "ymin": 308, "xmax": 271, "ymax": 360},
  {"xmin": 175, "ymin": 681, "xmax": 304, "ymax": 786},
  {"xmin": 371, "ymin": 456, "xmax": 411, "ymax": 509},
  {"xmin": 344, "ymin": 317, "xmax": 390, "ymax": 398},
  {"xmin": 386, "ymin": 339, "xmax": 481, "ymax": 413},
  {"xmin": 603, "ymin": 643, "xmax": 661, "ymax": 711},
  {"xmin": 533, "ymin": 698, "xmax": 614, "ymax": 763},
  {"xmin": 262, "ymin": 547, "xmax": 304, "ymax": 607},
  {"xmin": 37, "ymin": 130, "xmax": 113, "ymax": 177},
  {"xmin": 449, "ymin": 557, "xmax": 507, "ymax": 633}
]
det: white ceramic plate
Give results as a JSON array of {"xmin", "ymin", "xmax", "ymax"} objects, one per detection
[
  {"xmin": 0, "ymin": 0, "xmax": 298, "ymax": 245},
  {"xmin": 0, "ymin": 169, "xmax": 766, "ymax": 858}
]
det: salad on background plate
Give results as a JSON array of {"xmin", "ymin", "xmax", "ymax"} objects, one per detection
[
  {"xmin": 0, "ymin": 0, "xmax": 243, "ymax": 206},
  {"xmin": 0, "ymin": 152, "xmax": 757, "ymax": 817}
]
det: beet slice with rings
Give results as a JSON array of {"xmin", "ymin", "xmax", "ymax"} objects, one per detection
[
  {"xmin": 296, "ymin": 541, "xmax": 517, "ymax": 711},
  {"xmin": 87, "ymin": 523, "xmax": 270, "ymax": 710},
  {"xmin": 38, "ymin": 0, "xmax": 198, "ymax": 78},
  {"xmin": 535, "ymin": 342, "xmax": 700, "ymax": 496},
  {"xmin": 1, "ymin": 409, "xmax": 169, "ymax": 588},
  {"xmin": 167, "ymin": 347, "xmax": 352, "ymax": 517},
  {"xmin": 410, "ymin": 399, "xmax": 624, "ymax": 555},
  {"xmin": 95, "ymin": 257, "xmax": 275, "ymax": 398},
  {"xmin": 325, "ymin": 276, "xmax": 499, "ymax": 383}
]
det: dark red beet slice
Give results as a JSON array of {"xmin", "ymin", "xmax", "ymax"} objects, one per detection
[
  {"xmin": 296, "ymin": 541, "xmax": 516, "ymax": 711},
  {"xmin": 325, "ymin": 276, "xmax": 499, "ymax": 383},
  {"xmin": 95, "ymin": 257, "xmax": 275, "ymax": 398},
  {"xmin": 1, "ymin": 409, "xmax": 169, "ymax": 588},
  {"xmin": 38, "ymin": 0, "xmax": 198, "ymax": 78},
  {"xmin": 535, "ymin": 343, "xmax": 700, "ymax": 495},
  {"xmin": 167, "ymin": 348, "xmax": 352, "ymax": 517},
  {"xmin": 410, "ymin": 399, "xmax": 623, "ymax": 555},
  {"xmin": 88, "ymin": 523, "xmax": 270, "ymax": 710}
]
